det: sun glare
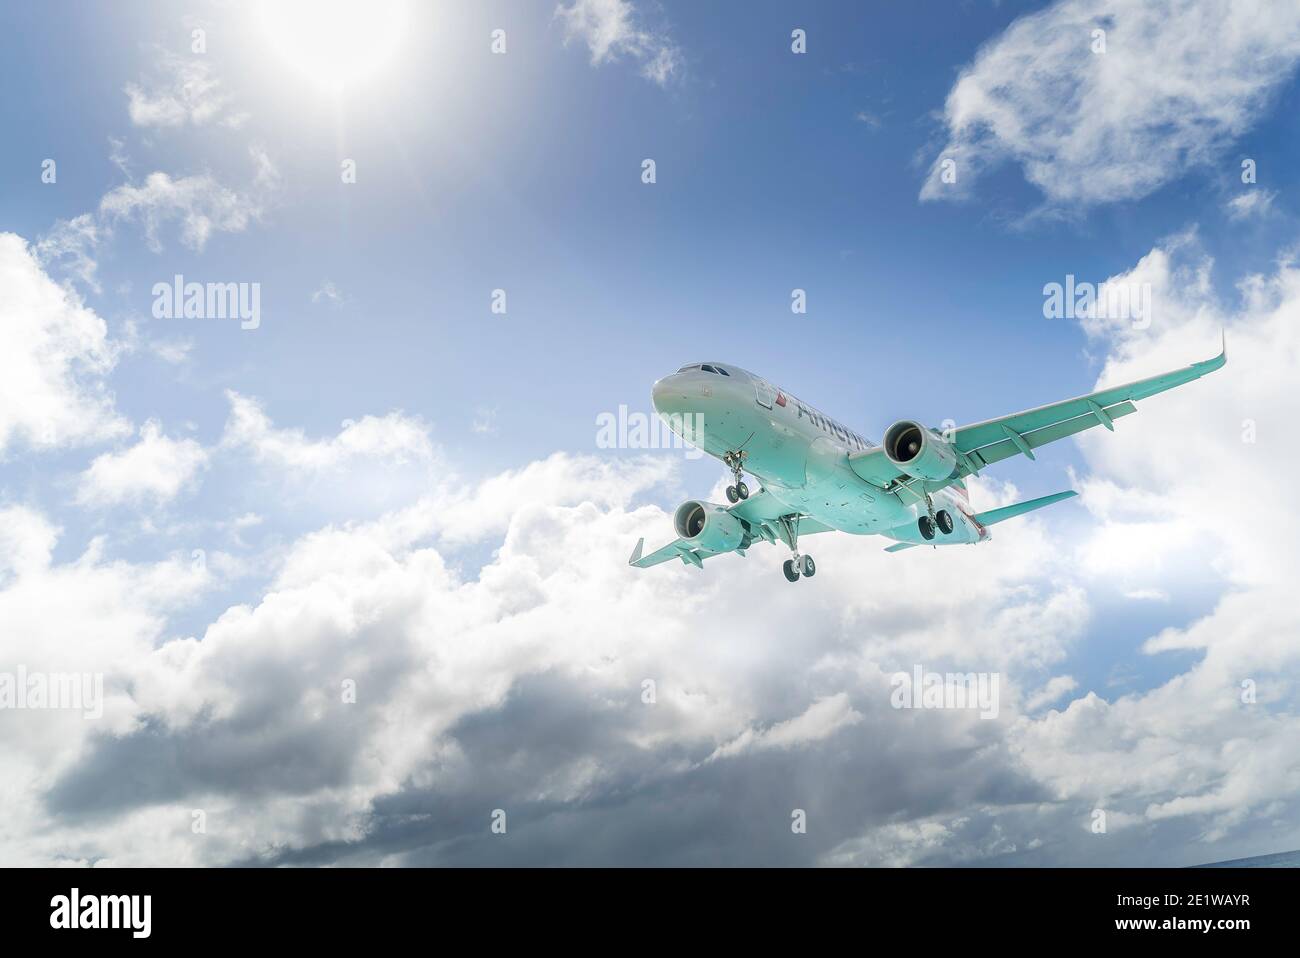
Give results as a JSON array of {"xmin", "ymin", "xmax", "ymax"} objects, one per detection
[{"xmin": 258, "ymin": 0, "xmax": 409, "ymax": 92}]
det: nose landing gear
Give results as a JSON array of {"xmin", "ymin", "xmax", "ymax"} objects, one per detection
[{"xmin": 723, "ymin": 450, "xmax": 750, "ymax": 503}]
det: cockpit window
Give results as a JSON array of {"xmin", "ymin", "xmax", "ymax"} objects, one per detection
[
  {"xmin": 701, "ymin": 364, "xmax": 717, "ymax": 374},
  {"xmin": 715, "ymin": 366, "xmax": 730, "ymax": 376},
  {"xmin": 677, "ymin": 364, "xmax": 702, "ymax": 372}
]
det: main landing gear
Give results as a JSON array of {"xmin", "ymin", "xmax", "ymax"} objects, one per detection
[
  {"xmin": 776, "ymin": 515, "xmax": 816, "ymax": 582},
  {"xmin": 917, "ymin": 494, "xmax": 954, "ymax": 541},
  {"xmin": 723, "ymin": 450, "xmax": 749, "ymax": 503},
  {"xmin": 782, "ymin": 554, "xmax": 816, "ymax": 582}
]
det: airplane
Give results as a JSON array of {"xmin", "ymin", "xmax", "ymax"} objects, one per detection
[{"xmin": 629, "ymin": 337, "xmax": 1226, "ymax": 582}]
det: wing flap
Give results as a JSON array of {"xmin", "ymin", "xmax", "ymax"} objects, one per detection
[{"xmin": 969, "ymin": 401, "xmax": 1136, "ymax": 468}]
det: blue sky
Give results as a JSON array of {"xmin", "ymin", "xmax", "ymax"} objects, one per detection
[{"xmin": 2, "ymin": 0, "xmax": 1299, "ymax": 866}]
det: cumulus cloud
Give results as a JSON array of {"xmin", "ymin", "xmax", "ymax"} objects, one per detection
[
  {"xmin": 1009, "ymin": 230, "xmax": 1300, "ymax": 853},
  {"xmin": 921, "ymin": 0, "xmax": 1300, "ymax": 206},
  {"xmin": 125, "ymin": 50, "xmax": 247, "ymax": 128},
  {"xmin": 0, "ymin": 505, "xmax": 213, "ymax": 865},
  {"xmin": 75, "ymin": 420, "xmax": 209, "ymax": 508},
  {"xmin": 0, "ymin": 233, "xmax": 129, "ymax": 453},
  {"xmin": 3, "ymin": 448, "xmax": 1077, "ymax": 865},
  {"xmin": 555, "ymin": 0, "xmax": 682, "ymax": 86}
]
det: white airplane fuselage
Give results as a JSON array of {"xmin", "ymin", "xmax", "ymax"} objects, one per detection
[{"xmin": 652, "ymin": 363, "xmax": 988, "ymax": 548}]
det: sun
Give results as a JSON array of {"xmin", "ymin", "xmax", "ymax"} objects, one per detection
[{"xmin": 258, "ymin": 0, "xmax": 409, "ymax": 93}]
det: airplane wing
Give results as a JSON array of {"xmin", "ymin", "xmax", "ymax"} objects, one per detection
[
  {"xmin": 850, "ymin": 337, "xmax": 1225, "ymax": 491},
  {"xmin": 953, "ymin": 338, "xmax": 1225, "ymax": 473},
  {"xmin": 629, "ymin": 489, "xmax": 833, "ymax": 569}
]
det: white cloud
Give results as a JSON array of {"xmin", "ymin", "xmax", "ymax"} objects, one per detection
[
  {"xmin": 921, "ymin": 0, "xmax": 1300, "ymax": 205},
  {"xmin": 1025, "ymin": 675, "xmax": 1079, "ymax": 711},
  {"xmin": 708, "ymin": 693, "xmax": 864, "ymax": 760},
  {"xmin": 99, "ymin": 167, "xmax": 265, "ymax": 254},
  {"xmin": 1225, "ymin": 189, "xmax": 1276, "ymax": 221},
  {"xmin": 855, "ymin": 110, "xmax": 882, "ymax": 130},
  {"xmin": 219, "ymin": 391, "xmax": 436, "ymax": 471},
  {"xmin": 0, "ymin": 233, "xmax": 129, "ymax": 453},
  {"xmin": 35, "ymin": 149, "xmax": 275, "ymax": 292},
  {"xmin": 75, "ymin": 420, "xmax": 209, "ymax": 508},
  {"xmin": 555, "ymin": 0, "xmax": 682, "ymax": 86},
  {"xmin": 150, "ymin": 338, "xmax": 194, "ymax": 365},
  {"xmin": 33, "ymin": 214, "xmax": 103, "ymax": 293},
  {"xmin": 125, "ymin": 51, "xmax": 246, "ymax": 128},
  {"xmin": 0, "ymin": 506, "xmax": 213, "ymax": 864},
  {"xmin": 311, "ymin": 280, "xmax": 344, "ymax": 306}
]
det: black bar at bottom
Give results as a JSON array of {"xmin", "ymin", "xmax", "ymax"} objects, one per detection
[{"xmin": 0, "ymin": 866, "xmax": 1288, "ymax": 944}]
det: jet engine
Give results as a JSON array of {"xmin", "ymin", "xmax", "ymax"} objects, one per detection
[
  {"xmin": 882, "ymin": 420, "xmax": 958, "ymax": 481},
  {"xmin": 673, "ymin": 500, "xmax": 745, "ymax": 554}
]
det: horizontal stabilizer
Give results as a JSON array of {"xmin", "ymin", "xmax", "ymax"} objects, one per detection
[
  {"xmin": 972, "ymin": 490, "xmax": 1077, "ymax": 527},
  {"xmin": 884, "ymin": 541, "xmax": 918, "ymax": 553}
]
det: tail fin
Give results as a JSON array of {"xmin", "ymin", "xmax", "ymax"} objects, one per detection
[{"xmin": 972, "ymin": 490, "xmax": 1077, "ymax": 527}]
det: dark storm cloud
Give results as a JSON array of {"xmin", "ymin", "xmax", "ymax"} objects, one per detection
[
  {"xmin": 45, "ymin": 708, "xmax": 372, "ymax": 819},
  {"xmin": 242, "ymin": 669, "xmax": 1049, "ymax": 866}
]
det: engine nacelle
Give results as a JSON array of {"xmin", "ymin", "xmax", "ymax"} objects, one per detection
[
  {"xmin": 673, "ymin": 500, "xmax": 745, "ymax": 554},
  {"xmin": 882, "ymin": 420, "xmax": 958, "ymax": 481}
]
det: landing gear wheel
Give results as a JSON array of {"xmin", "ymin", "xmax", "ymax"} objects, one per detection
[
  {"xmin": 736, "ymin": 481, "xmax": 749, "ymax": 500},
  {"xmin": 726, "ymin": 485, "xmax": 740, "ymax": 504},
  {"xmin": 935, "ymin": 510, "xmax": 954, "ymax": 535},
  {"xmin": 782, "ymin": 559, "xmax": 801, "ymax": 582},
  {"xmin": 801, "ymin": 555, "xmax": 816, "ymax": 577},
  {"xmin": 918, "ymin": 515, "xmax": 936, "ymax": 540}
]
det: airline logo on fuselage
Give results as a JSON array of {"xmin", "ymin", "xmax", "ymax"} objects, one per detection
[{"xmin": 782, "ymin": 394, "xmax": 873, "ymax": 452}]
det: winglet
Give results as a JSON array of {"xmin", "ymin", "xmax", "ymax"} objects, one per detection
[
  {"xmin": 1192, "ymin": 330, "xmax": 1227, "ymax": 375},
  {"xmin": 628, "ymin": 538, "xmax": 644, "ymax": 566}
]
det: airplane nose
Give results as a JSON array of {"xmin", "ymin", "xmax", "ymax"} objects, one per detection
[{"xmin": 652, "ymin": 374, "xmax": 684, "ymax": 415}]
